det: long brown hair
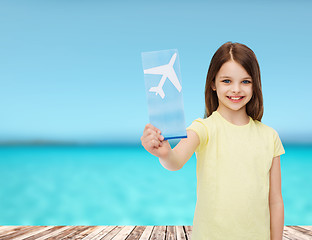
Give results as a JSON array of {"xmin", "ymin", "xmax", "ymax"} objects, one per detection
[{"xmin": 204, "ymin": 41, "xmax": 263, "ymax": 121}]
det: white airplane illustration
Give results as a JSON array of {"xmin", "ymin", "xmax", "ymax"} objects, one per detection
[{"xmin": 144, "ymin": 53, "xmax": 182, "ymax": 99}]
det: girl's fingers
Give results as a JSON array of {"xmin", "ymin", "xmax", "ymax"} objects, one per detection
[
  {"xmin": 158, "ymin": 135, "xmax": 164, "ymax": 141},
  {"xmin": 143, "ymin": 125, "xmax": 163, "ymax": 140},
  {"xmin": 144, "ymin": 124, "xmax": 161, "ymax": 136},
  {"xmin": 141, "ymin": 135, "xmax": 158, "ymax": 148},
  {"xmin": 143, "ymin": 127, "xmax": 156, "ymax": 138},
  {"xmin": 151, "ymin": 134, "xmax": 164, "ymax": 144},
  {"xmin": 151, "ymin": 139, "xmax": 161, "ymax": 148},
  {"xmin": 145, "ymin": 124, "xmax": 160, "ymax": 133}
]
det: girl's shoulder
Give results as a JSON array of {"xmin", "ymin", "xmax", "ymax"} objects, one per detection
[
  {"xmin": 252, "ymin": 119, "xmax": 280, "ymax": 137},
  {"xmin": 188, "ymin": 113, "xmax": 215, "ymax": 129}
]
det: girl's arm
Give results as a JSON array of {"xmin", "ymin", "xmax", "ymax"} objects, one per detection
[
  {"xmin": 269, "ymin": 155, "xmax": 284, "ymax": 240},
  {"xmin": 141, "ymin": 124, "xmax": 199, "ymax": 171},
  {"xmin": 159, "ymin": 130, "xmax": 199, "ymax": 171}
]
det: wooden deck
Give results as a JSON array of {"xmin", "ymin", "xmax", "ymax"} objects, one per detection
[{"xmin": 0, "ymin": 225, "xmax": 311, "ymax": 240}]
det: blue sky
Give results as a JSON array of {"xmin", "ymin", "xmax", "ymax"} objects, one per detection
[{"xmin": 0, "ymin": 0, "xmax": 311, "ymax": 144}]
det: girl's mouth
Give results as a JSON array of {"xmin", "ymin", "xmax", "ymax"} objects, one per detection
[{"xmin": 227, "ymin": 96, "xmax": 245, "ymax": 103}]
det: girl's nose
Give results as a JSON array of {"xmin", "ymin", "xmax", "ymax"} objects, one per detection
[{"xmin": 231, "ymin": 85, "xmax": 241, "ymax": 93}]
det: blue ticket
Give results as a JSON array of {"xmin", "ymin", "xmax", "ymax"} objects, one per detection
[{"xmin": 141, "ymin": 49, "xmax": 187, "ymax": 140}]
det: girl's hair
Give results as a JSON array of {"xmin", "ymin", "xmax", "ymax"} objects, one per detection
[{"xmin": 204, "ymin": 41, "xmax": 264, "ymax": 121}]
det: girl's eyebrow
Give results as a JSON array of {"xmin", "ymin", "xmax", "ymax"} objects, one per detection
[{"xmin": 220, "ymin": 75, "xmax": 252, "ymax": 80}]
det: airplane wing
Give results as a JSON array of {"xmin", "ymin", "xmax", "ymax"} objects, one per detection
[
  {"xmin": 168, "ymin": 53, "xmax": 177, "ymax": 66},
  {"xmin": 144, "ymin": 65, "xmax": 167, "ymax": 75},
  {"xmin": 167, "ymin": 68, "xmax": 182, "ymax": 92}
]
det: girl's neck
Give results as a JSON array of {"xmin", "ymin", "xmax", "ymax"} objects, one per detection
[{"xmin": 216, "ymin": 107, "xmax": 250, "ymax": 126}]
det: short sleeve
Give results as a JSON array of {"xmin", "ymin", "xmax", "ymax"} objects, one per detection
[
  {"xmin": 273, "ymin": 129, "xmax": 285, "ymax": 158},
  {"xmin": 186, "ymin": 118, "xmax": 209, "ymax": 153}
]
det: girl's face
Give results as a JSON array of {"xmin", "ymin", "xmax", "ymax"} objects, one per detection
[{"xmin": 212, "ymin": 60, "xmax": 253, "ymax": 113}]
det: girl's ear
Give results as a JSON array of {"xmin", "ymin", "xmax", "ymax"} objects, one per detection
[{"xmin": 211, "ymin": 81, "xmax": 216, "ymax": 91}]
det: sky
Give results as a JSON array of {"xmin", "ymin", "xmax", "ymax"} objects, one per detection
[{"xmin": 0, "ymin": 0, "xmax": 312, "ymax": 144}]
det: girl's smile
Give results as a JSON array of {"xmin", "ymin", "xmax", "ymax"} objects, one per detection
[{"xmin": 227, "ymin": 96, "xmax": 245, "ymax": 102}]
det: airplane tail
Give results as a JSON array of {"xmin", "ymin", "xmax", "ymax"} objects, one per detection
[{"xmin": 149, "ymin": 86, "xmax": 165, "ymax": 99}]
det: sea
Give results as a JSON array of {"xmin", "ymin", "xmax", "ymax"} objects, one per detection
[{"xmin": 0, "ymin": 144, "xmax": 311, "ymax": 226}]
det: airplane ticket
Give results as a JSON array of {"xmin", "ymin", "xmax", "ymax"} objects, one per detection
[{"xmin": 141, "ymin": 49, "xmax": 187, "ymax": 140}]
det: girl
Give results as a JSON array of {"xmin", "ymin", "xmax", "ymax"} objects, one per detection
[{"xmin": 141, "ymin": 42, "xmax": 285, "ymax": 240}]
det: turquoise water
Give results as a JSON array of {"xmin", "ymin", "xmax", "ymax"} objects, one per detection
[{"xmin": 0, "ymin": 145, "xmax": 311, "ymax": 225}]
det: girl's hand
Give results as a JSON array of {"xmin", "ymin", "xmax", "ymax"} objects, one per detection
[{"xmin": 141, "ymin": 124, "xmax": 171, "ymax": 159}]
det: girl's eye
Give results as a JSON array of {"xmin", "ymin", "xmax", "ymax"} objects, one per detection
[{"xmin": 222, "ymin": 79, "xmax": 252, "ymax": 84}]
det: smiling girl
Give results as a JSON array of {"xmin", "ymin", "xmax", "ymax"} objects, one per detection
[{"xmin": 141, "ymin": 42, "xmax": 285, "ymax": 240}]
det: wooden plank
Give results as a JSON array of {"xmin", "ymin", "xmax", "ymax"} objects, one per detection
[
  {"xmin": 290, "ymin": 226, "xmax": 312, "ymax": 236},
  {"xmin": 1, "ymin": 225, "xmax": 312, "ymax": 240},
  {"xmin": 176, "ymin": 226, "xmax": 187, "ymax": 240},
  {"xmin": 0, "ymin": 226, "xmax": 12, "ymax": 232},
  {"xmin": 0, "ymin": 226, "xmax": 43, "ymax": 240},
  {"xmin": 0, "ymin": 226, "xmax": 34, "ymax": 238},
  {"xmin": 34, "ymin": 226, "xmax": 73, "ymax": 240},
  {"xmin": 23, "ymin": 226, "xmax": 69, "ymax": 240},
  {"xmin": 166, "ymin": 226, "xmax": 176, "ymax": 240},
  {"xmin": 58, "ymin": 226, "xmax": 92, "ymax": 240},
  {"xmin": 81, "ymin": 226, "xmax": 109, "ymax": 240},
  {"xmin": 88, "ymin": 226, "xmax": 116, "ymax": 240},
  {"xmin": 283, "ymin": 235, "xmax": 292, "ymax": 240},
  {"xmin": 300, "ymin": 226, "xmax": 312, "ymax": 231},
  {"xmin": 48, "ymin": 226, "xmax": 86, "ymax": 240},
  {"xmin": 183, "ymin": 226, "xmax": 192, "ymax": 240},
  {"xmin": 283, "ymin": 226, "xmax": 311, "ymax": 240},
  {"xmin": 149, "ymin": 226, "xmax": 166, "ymax": 240},
  {"xmin": 70, "ymin": 226, "xmax": 99, "ymax": 240},
  {"xmin": 13, "ymin": 226, "xmax": 54, "ymax": 240},
  {"xmin": 0, "ymin": 226, "xmax": 25, "ymax": 236},
  {"xmin": 44, "ymin": 226, "xmax": 80, "ymax": 240},
  {"xmin": 288, "ymin": 226, "xmax": 312, "ymax": 238},
  {"xmin": 126, "ymin": 226, "xmax": 146, "ymax": 240},
  {"xmin": 100, "ymin": 226, "xmax": 123, "ymax": 240},
  {"xmin": 138, "ymin": 226, "xmax": 154, "ymax": 240},
  {"xmin": 111, "ymin": 226, "xmax": 136, "ymax": 240},
  {"xmin": 0, "ymin": 226, "xmax": 17, "ymax": 235}
]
